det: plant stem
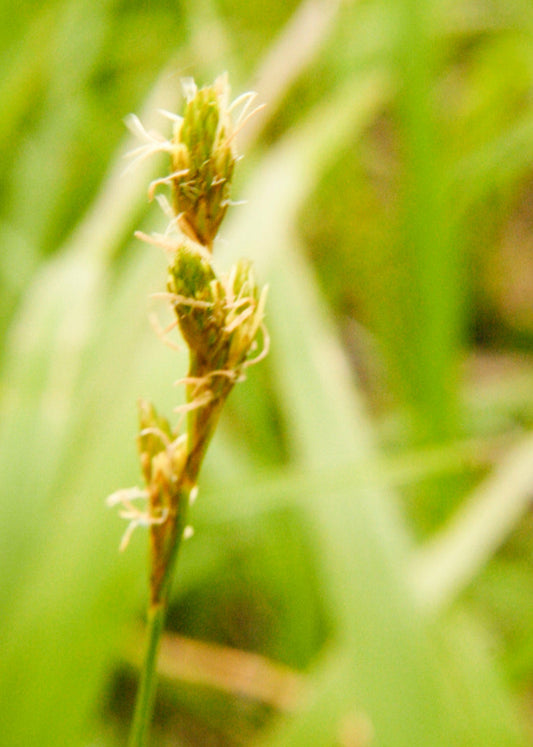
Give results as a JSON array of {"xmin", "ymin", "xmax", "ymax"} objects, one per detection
[
  {"xmin": 127, "ymin": 601, "xmax": 167, "ymax": 747},
  {"xmin": 128, "ymin": 490, "xmax": 190, "ymax": 747}
]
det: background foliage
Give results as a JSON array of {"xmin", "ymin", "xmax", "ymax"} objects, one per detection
[{"xmin": 2, "ymin": 0, "xmax": 533, "ymax": 744}]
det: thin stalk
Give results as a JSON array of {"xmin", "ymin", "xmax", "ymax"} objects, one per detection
[
  {"xmin": 128, "ymin": 490, "xmax": 191, "ymax": 747},
  {"xmin": 128, "ymin": 601, "xmax": 167, "ymax": 747}
]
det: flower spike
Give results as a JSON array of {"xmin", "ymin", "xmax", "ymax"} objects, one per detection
[{"xmin": 108, "ymin": 74, "xmax": 269, "ymax": 746}]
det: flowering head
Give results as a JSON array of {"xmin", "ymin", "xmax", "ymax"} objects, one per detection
[
  {"xmin": 111, "ymin": 74, "xmax": 268, "ymax": 581},
  {"xmin": 167, "ymin": 247, "xmax": 268, "ymax": 383},
  {"xmin": 223, "ymin": 259, "xmax": 268, "ymax": 372},
  {"xmin": 126, "ymin": 73, "xmax": 262, "ymax": 252},
  {"xmin": 167, "ymin": 245, "xmax": 224, "ymax": 362},
  {"xmin": 169, "ymin": 75, "xmax": 237, "ymax": 249},
  {"xmin": 138, "ymin": 400, "xmax": 182, "ymax": 484},
  {"xmin": 106, "ymin": 401, "xmax": 186, "ymax": 553}
]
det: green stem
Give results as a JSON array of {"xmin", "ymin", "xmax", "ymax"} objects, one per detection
[
  {"xmin": 127, "ymin": 601, "xmax": 167, "ymax": 747},
  {"xmin": 128, "ymin": 497, "xmax": 190, "ymax": 747}
]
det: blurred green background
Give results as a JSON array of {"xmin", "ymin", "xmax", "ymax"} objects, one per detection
[{"xmin": 2, "ymin": 0, "xmax": 533, "ymax": 744}]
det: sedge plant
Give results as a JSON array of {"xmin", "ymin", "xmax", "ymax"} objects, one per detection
[{"xmin": 107, "ymin": 74, "xmax": 268, "ymax": 747}]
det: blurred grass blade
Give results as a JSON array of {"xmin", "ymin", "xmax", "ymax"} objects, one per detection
[
  {"xmin": 411, "ymin": 433, "xmax": 533, "ymax": 613},
  {"xmin": 240, "ymin": 0, "xmax": 345, "ymax": 146}
]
